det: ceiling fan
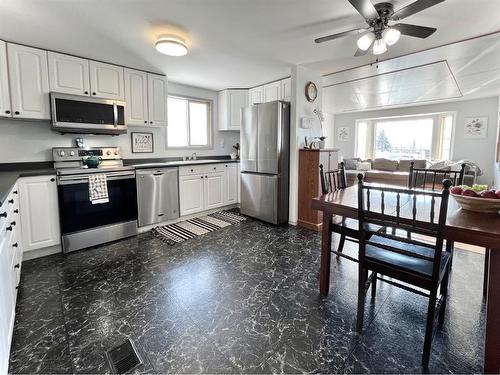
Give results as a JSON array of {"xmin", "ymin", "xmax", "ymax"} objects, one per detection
[{"xmin": 315, "ymin": 0, "xmax": 445, "ymax": 56}]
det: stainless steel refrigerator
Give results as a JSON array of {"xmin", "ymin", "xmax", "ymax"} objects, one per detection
[{"xmin": 240, "ymin": 101, "xmax": 290, "ymax": 224}]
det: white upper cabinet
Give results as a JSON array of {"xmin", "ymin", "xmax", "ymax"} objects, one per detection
[
  {"xmin": 248, "ymin": 86, "xmax": 264, "ymax": 106},
  {"xmin": 218, "ymin": 89, "xmax": 248, "ymax": 131},
  {"xmin": 7, "ymin": 43, "xmax": 50, "ymax": 120},
  {"xmin": 0, "ymin": 42, "xmax": 11, "ymax": 118},
  {"xmin": 89, "ymin": 60, "xmax": 124, "ymax": 100},
  {"xmin": 124, "ymin": 69, "xmax": 148, "ymax": 126},
  {"xmin": 48, "ymin": 52, "xmax": 90, "ymax": 96},
  {"xmin": 147, "ymin": 73, "xmax": 168, "ymax": 127},
  {"xmin": 281, "ymin": 77, "xmax": 291, "ymax": 101},
  {"xmin": 263, "ymin": 81, "xmax": 282, "ymax": 102}
]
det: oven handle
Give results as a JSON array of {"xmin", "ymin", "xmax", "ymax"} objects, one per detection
[{"xmin": 58, "ymin": 171, "xmax": 135, "ymax": 185}]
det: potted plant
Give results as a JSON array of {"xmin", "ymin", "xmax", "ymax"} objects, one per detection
[
  {"xmin": 231, "ymin": 143, "xmax": 240, "ymax": 159},
  {"xmin": 318, "ymin": 136, "xmax": 327, "ymax": 149}
]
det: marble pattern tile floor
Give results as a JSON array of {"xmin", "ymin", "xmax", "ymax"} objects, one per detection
[{"xmin": 8, "ymin": 219, "xmax": 485, "ymax": 373}]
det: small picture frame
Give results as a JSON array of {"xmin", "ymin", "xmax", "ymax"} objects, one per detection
[
  {"xmin": 464, "ymin": 117, "xmax": 488, "ymax": 139},
  {"xmin": 337, "ymin": 126, "xmax": 350, "ymax": 142},
  {"xmin": 131, "ymin": 132, "xmax": 154, "ymax": 153}
]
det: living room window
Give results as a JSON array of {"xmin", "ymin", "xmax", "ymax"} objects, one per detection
[
  {"xmin": 167, "ymin": 96, "xmax": 212, "ymax": 148},
  {"xmin": 355, "ymin": 113, "xmax": 454, "ymax": 161}
]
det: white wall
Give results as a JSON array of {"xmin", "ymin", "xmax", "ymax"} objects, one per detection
[
  {"xmin": 331, "ymin": 96, "xmax": 499, "ymax": 185},
  {"xmin": 0, "ymin": 82, "xmax": 239, "ymax": 162},
  {"xmin": 289, "ymin": 65, "xmax": 323, "ymax": 225}
]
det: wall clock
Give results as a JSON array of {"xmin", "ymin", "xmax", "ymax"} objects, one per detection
[{"xmin": 305, "ymin": 81, "xmax": 317, "ymax": 102}]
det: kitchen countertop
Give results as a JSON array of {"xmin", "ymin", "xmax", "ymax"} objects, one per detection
[
  {"xmin": 0, "ymin": 158, "xmax": 240, "ymax": 207},
  {"xmin": 0, "ymin": 162, "xmax": 55, "ymax": 207}
]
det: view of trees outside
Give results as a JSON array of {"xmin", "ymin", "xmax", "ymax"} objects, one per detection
[{"xmin": 374, "ymin": 118, "xmax": 433, "ymax": 160}]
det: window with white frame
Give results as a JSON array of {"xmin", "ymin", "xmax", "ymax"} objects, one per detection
[
  {"xmin": 167, "ymin": 96, "xmax": 212, "ymax": 148},
  {"xmin": 355, "ymin": 113, "xmax": 454, "ymax": 161}
]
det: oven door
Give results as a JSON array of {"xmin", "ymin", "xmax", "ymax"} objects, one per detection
[{"xmin": 57, "ymin": 171, "xmax": 137, "ymax": 235}]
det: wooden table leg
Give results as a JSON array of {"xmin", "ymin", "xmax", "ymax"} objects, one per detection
[
  {"xmin": 320, "ymin": 211, "xmax": 333, "ymax": 296},
  {"xmin": 485, "ymin": 248, "xmax": 500, "ymax": 373}
]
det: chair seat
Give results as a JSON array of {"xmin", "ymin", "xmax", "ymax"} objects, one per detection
[{"xmin": 366, "ymin": 235, "xmax": 450, "ymax": 279}]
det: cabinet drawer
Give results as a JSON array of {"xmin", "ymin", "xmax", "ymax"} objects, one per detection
[{"xmin": 179, "ymin": 165, "xmax": 209, "ymax": 176}]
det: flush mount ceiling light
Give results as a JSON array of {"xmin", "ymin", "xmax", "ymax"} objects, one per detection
[{"xmin": 155, "ymin": 35, "xmax": 188, "ymax": 56}]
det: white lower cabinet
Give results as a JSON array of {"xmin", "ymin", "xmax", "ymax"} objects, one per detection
[
  {"xmin": 179, "ymin": 163, "xmax": 239, "ymax": 216},
  {"xmin": 18, "ymin": 175, "xmax": 60, "ymax": 252},
  {"xmin": 179, "ymin": 174, "xmax": 205, "ymax": 216},
  {"xmin": 204, "ymin": 172, "xmax": 225, "ymax": 210},
  {"xmin": 0, "ymin": 183, "xmax": 23, "ymax": 374}
]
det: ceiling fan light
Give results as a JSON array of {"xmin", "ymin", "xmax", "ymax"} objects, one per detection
[
  {"xmin": 155, "ymin": 35, "xmax": 188, "ymax": 56},
  {"xmin": 372, "ymin": 38, "xmax": 387, "ymax": 55},
  {"xmin": 383, "ymin": 28, "xmax": 401, "ymax": 46},
  {"xmin": 357, "ymin": 32, "xmax": 375, "ymax": 51}
]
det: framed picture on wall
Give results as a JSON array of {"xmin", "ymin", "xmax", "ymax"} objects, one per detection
[
  {"xmin": 131, "ymin": 132, "xmax": 154, "ymax": 153},
  {"xmin": 464, "ymin": 117, "xmax": 488, "ymax": 139},
  {"xmin": 337, "ymin": 126, "xmax": 350, "ymax": 142}
]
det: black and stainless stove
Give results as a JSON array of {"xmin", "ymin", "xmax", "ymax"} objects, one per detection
[{"xmin": 53, "ymin": 147, "xmax": 138, "ymax": 253}]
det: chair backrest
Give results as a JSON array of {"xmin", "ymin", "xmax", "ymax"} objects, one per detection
[
  {"xmin": 408, "ymin": 162, "xmax": 465, "ymax": 190},
  {"xmin": 357, "ymin": 173, "xmax": 452, "ymax": 282},
  {"xmin": 320, "ymin": 162, "xmax": 347, "ymax": 195}
]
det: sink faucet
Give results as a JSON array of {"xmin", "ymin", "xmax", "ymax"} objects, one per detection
[{"xmin": 190, "ymin": 152, "xmax": 197, "ymax": 160}]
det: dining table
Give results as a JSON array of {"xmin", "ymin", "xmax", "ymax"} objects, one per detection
[{"xmin": 311, "ymin": 185, "xmax": 500, "ymax": 373}]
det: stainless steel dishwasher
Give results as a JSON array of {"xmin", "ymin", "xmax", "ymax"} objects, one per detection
[{"xmin": 136, "ymin": 168, "xmax": 179, "ymax": 227}]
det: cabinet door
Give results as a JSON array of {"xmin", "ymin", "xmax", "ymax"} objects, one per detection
[
  {"xmin": 124, "ymin": 69, "xmax": 148, "ymax": 126},
  {"xmin": 228, "ymin": 90, "xmax": 248, "ymax": 130},
  {"xmin": 237, "ymin": 163, "xmax": 241, "ymax": 203},
  {"xmin": 89, "ymin": 60, "xmax": 124, "ymax": 99},
  {"xmin": 179, "ymin": 174, "xmax": 204, "ymax": 216},
  {"xmin": 204, "ymin": 172, "xmax": 225, "ymax": 210},
  {"xmin": 0, "ymin": 41, "xmax": 11, "ymax": 118},
  {"xmin": 224, "ymin": 164, "xmax": 238, "ymax": 205},
  {"xmin": 48, "ymin": 52, "xmax": 90, "ymax": 96},
  {"xmin": 147, "ymin": 73, "xmax": 167, "ymax": 126},
  {"xmin": 19, "ymin": 175, "xmax": 60, "ymax": 252},
  {"xmin": 248, "ymin": 87, "xmax": 263, "ymax": 105},
  {"xmin": 263, "ymin": 81, "xmax": 281, "ymax": 102},
  {"xmin": 281, "ymin": 77, "xmax": 291, "ymax": 101},
  {"xmin": 7, "ymin": 43, "xmax": 50, "ymax": 120},
  {"xmin": 0, "ymin": 239, "xmax": 14, "ymax": 375}
]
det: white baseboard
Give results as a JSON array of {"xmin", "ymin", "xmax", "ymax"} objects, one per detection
[
  {"xmin": 137, "ymin": 204, "xmax": 240, "ymax": 233},
  {"xmin": 22, "ymin": 244, "xmax": 62, "ymax": 261}
]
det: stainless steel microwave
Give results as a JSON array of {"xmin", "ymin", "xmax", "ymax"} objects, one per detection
[{"xmin": 50, "ymin": 92, "xmax": 127, "ymax": 135}]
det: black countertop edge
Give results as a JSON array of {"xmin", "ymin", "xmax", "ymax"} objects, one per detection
[
  {"xmin": 123, "ymin": 155, "xmax": 236, "ymax": 166},
  {"xmin": 0, "ymin": 163, "xmax": 56, "ymax": 207}
]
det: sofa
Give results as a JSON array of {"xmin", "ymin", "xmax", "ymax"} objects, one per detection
[{"xmin": 343, "ymin": 158, "xmax": 477, "ymax": 187}]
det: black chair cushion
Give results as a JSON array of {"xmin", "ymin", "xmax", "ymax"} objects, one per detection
[{"xmin": 366, "ymin": 235, "xmax": 450, "ymax": 279}]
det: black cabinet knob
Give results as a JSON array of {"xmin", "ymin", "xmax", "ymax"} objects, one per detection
[
  {"xmin": 14, "ymin": 111, "xmax": 20, "ymax": 115},
  {"xmin": 92, "ymin": 92, "xmax": 96, "ymax": 96},
  {"xmin": 0, "ymin": 212, "xmax": 6, "ymax": 218},
  {"xmin": 12, "ymin": 243, "xmax": 18, "ymax": 248},
  {"xmin": 84, "ymin": 91, "xmax": 89, "ymax": 95},
  {"xmin": 213, "ymin": 167, "xmax": 216, "ymax": 170},
  {"xmin": 201, "ymin": 176, "xmax": 203, "ymax": 179},
  {"xmin": 50, "ymin": 178, "xmax": 55, "ymax": 182},
  {"xmin": 8, "ymin": 199, "xmax": 14, "ymax": 204},
  {"xmin": 14, "ymin": 209, "xmax": 19, "ymax": 214},
  {"xmin": 13, "ymin": 190, "xmax": 18, "ymax": 194},
  {"xmin": 14, "ymin": 264, "xmax": 19, "ymax": 269},
  {"xmin": 144, "ymin": 120, "xmax": 147, "ymax": 124},
  {"xmin": 6, "ymin": 226, "xmax": 12, "ymax": 231},
  {"xmin": 5, "ymin": 110, "xmax": 10, "ymax": 114},
  {"xmin": 150, "ymin": 121, "xmax": 153, "ymax": 124},
  {"xmin": 11, "ymin": 221, "xmax": 16, "ymax": 226},
  {"xmin": 190, "ymin": 169, "xmax": 194, "ymax": 172}
]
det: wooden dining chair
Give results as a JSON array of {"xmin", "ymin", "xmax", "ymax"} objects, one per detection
[
  {"xmin": 356, "ymin": 174, "xmax": 452, "ymax": 369},
  {"xmin": 408, "ymin": 162, "xmax": 489, "ymax": 297},
  {"xmin": 319, "ymin": 162, "xmax": 361, "ymax": 262}
]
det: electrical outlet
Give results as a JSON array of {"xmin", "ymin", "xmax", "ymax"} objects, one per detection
[{"xmin": 301, "ymin": 117, "xmax": 313, "ymax": 129}]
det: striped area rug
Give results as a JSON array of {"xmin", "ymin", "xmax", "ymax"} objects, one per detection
[{"xmin": 152, "ymin": 210, "xmax": 247, "ymax": 245}]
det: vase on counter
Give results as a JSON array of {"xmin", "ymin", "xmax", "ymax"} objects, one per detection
[{"xmin": 318, "ymin": 140, "xmax": 325, "ymax": 149}]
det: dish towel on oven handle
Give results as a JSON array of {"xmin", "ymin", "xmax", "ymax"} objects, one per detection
[{"xmin": 88, "ymin": 174, "xmax": 109, "ymax": 204}]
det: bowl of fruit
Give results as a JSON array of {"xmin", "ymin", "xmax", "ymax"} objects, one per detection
[{"xmin": 450, "ymin": 184, "xmax": 500, "ymax": 213}]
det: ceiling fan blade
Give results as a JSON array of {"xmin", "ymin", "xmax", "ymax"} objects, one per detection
[
  {"xmin": 393, "ymin": 23, "xmax": 437, "ymax": 38},
  {"xmin": 315, "ymin": 27, "xmax": 367, "ymax": 43},
  {"xmin": 347, "ymin": 0, "xmax": 379, "ymax": 21},
  {"xmin": 392, "ymin": 0, "xmax": 446, "ymax": 20},
  {"xmin": 354, "ymin": 47, "xmax": 370, "ymax": 57}
]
